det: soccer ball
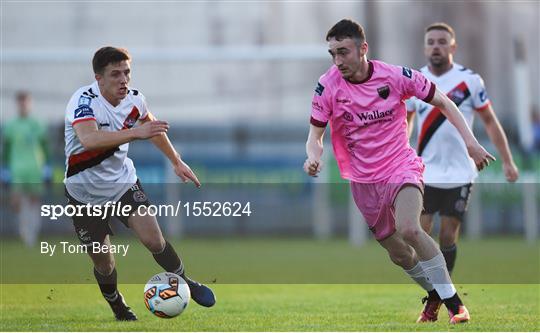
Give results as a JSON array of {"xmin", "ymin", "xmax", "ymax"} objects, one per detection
[{"xmin": 144, "ymin": 272, "xmax": 190, "ymax": 318}]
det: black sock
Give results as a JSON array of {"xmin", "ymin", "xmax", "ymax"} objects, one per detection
[
  {"xmin": 152, "ymin": 240, "xmax": 185, "ymax": 277},
  {"xmin": 443, "ymin": 293, "xmax": 462, "ymax": 314},
  {"xmin": 428, "ymin": 289, "xmax": 441, "ymax": 300},
  {"xmin": 94, "ymin": 267, "xmax": 118, "ymax": 303},
  {"xmin": 441, "ymin": 244, "xmax": 457, "ymax": 275}
]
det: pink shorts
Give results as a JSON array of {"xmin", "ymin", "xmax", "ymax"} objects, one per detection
[{"xmin": 350, "ymin": 164, "xmax": 424, "ymax": 241}]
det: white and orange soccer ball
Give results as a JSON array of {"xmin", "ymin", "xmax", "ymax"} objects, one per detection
[{"xmin": 144, "ymin": 272, "xmax": 190, "ymax": 318}]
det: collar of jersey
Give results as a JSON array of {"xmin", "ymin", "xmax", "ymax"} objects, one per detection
[
  {"xmin": 423, "ymin": 63, "xmax": 458, "ymax": 79},
  {"xmin": 93, "ymin": 81, "xmax": 126, "ymax": 110},
  {"xmin": 345, "ymin": 60, "xmax": 374, "ymax": 85}
]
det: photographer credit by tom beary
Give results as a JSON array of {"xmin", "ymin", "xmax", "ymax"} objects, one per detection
[{"xmin": 40, "ymin": 241, "xmax": 129, "ymax": 257}]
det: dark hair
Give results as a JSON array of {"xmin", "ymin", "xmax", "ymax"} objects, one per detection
[
  {"xmin": 16, "ymin": 90, "xmax": 30, "ymax": 101},
  {"xmin": 425, "ymin": 22, "xmax": 456, "ymax": 40},
  {"xmin": 92, "ymin": 46, "xmax": 131, "ymax": 74},
  {"xmin": 326, "ymin": 19, "xmax": 366, "ymax": 45}
]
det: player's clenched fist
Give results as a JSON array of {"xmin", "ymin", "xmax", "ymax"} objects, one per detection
[
  {"xmin": 466, "ymin": 142, "xmax": 496, "ymax": 171},
  {"xmin": 135, "ymin": 120, "xmax": 169, "ymax": 139},
  {"xmin": 503, "ymin": 161, "xmax": 519, "ymax": 182},
  {"xmin": 303, "ymin": 158, "xmax": 322, "ymax": 177}
]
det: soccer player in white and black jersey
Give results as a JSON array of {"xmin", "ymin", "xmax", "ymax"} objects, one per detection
[
  {"xmin": 406, "ymin": 23, "xmax": 519, "ymax": 322},
  {"xmin": 64, "ymin": 47, "xmax": 215, "ymax": 320}
]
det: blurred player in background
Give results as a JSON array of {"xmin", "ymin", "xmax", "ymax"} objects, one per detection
[
  {"xmin": 64, "ymin": 46, "xmax": 215, "ymax": 321},
  {"xmin": 406, "ymin": 22, "xmax": 519, "ymax": 322},
  {"xmin": 1, "ymin": 91, "xmax": 50, "ymax": 247},
  {"xmin": 304, "ymin": 19, "xmax": 495, "ymax": 324}
]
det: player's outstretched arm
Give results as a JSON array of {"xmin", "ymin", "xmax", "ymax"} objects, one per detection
[
  {"xmin": 304, "ymin": 124, "xmax": 325, "ymax": 177},
  {"xmin": 139, "ymin": 112, "xmax": 201, "ymax": 188},
  {"xmin": 429, "ymin": 88, "xmax": 495, "ymax": 171},
  {"xmin": 74, "ymin": 118, "xmax": 169, "ymax": 151},
  {"xmin": 477, "ymin": 105, "xmax": 519, "ymax": 182}
]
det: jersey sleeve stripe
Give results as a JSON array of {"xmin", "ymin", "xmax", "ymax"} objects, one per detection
[
  {"xmin": 422, "ymin": 82, "xmax": 436, "ymax": 103},
  {"xmin": 310, "ymin": 116, "xmax": 328, "ymax": 128},
  {"xmin": 475, "ymin": 101, "xmax": 491, "ymax": 112},
  {"xmin": 72, "ymin": 117, "xmax": 96, "ymax": 126}
]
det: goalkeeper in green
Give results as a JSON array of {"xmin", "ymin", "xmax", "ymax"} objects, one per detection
[{"xmin": 2, "ymin": 91, "xmax": 50, "ymax": 246}]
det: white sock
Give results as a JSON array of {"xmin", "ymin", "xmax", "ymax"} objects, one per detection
[
  {"xmin": 405, "ymin": 261, "xmax": 434, "ymax": 292},
  {"xmin": 420, "ymin": 253, "xmax": 456, "ymax": 299}
]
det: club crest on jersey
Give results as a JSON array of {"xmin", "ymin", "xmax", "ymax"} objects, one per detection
[
  {"xmin": 315, "ymin": 82, "xmax": 325, "ymax": 96},
  {"xmin": 122, "ymin": 106, "xmax": 140, "ymax": 129},
  {"xmin": 377, "ymin": 85, "xmax": 390, "ymax": 99},
  {"xmin": 402, "ymin": 67, "xmax": 412, "ymax": 79},
  {"xmin": 450, "ymin": 90, "xmax": 466, "ymax": 104},
  {"xmin": 124, "ymin": 118, "xmax": 137, "ymax": 129}
]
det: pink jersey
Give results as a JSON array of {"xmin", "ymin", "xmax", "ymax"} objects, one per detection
[{"xmin": 311, "ymin": 60, "xmax": 436, "ymax": 183}]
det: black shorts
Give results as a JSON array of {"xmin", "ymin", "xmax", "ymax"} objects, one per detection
[
  {"xmin": 66, "ymin": 180, "xmax": 150, "ymax": 246},
  {"xmin": 422, "ymin": 183, "xmax": 473, "ymax": 221}
]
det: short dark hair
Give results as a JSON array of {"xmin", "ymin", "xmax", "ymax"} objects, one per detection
[
  {"xmin": 425, "ymin": 22, "xmax": 456, "ymax": 40},
  {"xmin": 16, "ymin": 90, "xmax": 30, "ymax": 101},
  {"xmin": 92, "ymin": 46, "xmax": 131, "ymax": 74},
  {"xmin": 326, "ymin": 19, "xmax": 366, "ymax": 44}
]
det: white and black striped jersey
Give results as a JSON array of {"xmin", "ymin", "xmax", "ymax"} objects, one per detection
[
  {"xmin": 406, "ymin": 63, "xmax": 491, "ymax": 189},
  {"xmin": 64, "ymin": 82, "xmax": 149, "ymax": 204}
]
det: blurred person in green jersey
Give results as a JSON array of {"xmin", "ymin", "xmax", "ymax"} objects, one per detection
[{"xmin": 2, "ymin": 91, "xmax": 50, "ymax": 246}]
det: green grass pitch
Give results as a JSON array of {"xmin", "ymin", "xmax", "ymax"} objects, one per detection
[
  {"xmin": 1, "ymin": 284, "xmax": 538, "ymax": 331},
  {"xmin": 1, "ymin": 238, "xmax": 539, "ymax": 331}
]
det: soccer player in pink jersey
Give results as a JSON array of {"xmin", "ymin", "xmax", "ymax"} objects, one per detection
[
  {"xmin": 304, "ymin": 19, "xmax": 494, "ymax": 324},
  {"xmin": 406, "ymin": 22, "xmax": 519, "ymax": 322}
]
